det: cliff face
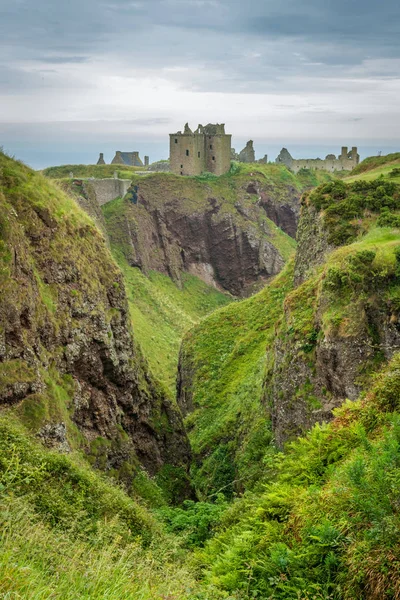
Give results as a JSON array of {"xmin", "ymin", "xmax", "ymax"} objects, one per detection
[
  {"xmin": 177, "ymin": 176, "xmax": 400, "ymax": 498},
  {"xmin": 103, "ymin": 168, "xmax": 304, "ymax": 296},
  {"xmin": 268, "ymin": 179, "xmax": 400, "ymax": 446},
  {"xmin": 0, "ymin": 153, "xmax": 191, "ymax": 495}
]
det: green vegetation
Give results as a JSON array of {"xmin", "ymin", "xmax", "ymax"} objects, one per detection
[
  {"xmin": 348, "ymin": 152, "xmax": 400, "ymax": 176},
  {"xmin": 4, "ymin": 149, "xmax": 400, "ymax": 598},
  {"xmin": 307, "ymin": 178, "xmax": 400, "ymax": 245},
  {"xmin": 198, "ymin": 354, "xmax": 400, "ymax": 599},
  {"xmin": 104, "ymin": 245, "xmax": 231, "ymax": 397},
  {"xmin": 0, "ymin": 417, "xmax": 211, "ymax": 599},
  {"xmin": 181, "ymin": 264, "xmax": 294, "ymax": 498},
  {"xmin": 42, "ymin": 163, "xmax": 143, "ymax": 179}
]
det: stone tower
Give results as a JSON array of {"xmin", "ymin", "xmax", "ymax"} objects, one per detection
[
  {"xmin": 169, "ymin": 123, "xmax": 232, "ymax": 176},
  {"xmin": 97, "ymin": 153, "xmax": 106, "ymax": 165}
]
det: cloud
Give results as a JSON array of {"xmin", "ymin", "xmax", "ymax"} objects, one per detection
[{"xmin": 0, "ymin": 0, "xmax": 399, "ymax": 164}]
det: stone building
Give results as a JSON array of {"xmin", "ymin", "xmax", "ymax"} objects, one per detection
[
  {"xmin": 238, "ymin": 140, "xmax": 255, "ymax": 163},
  {"xmin": 111, "ymin": 151, "xmax": 144, "ymax": 167},
  {"xmin": 169, "ymin": 123, "xmax": 231, "ymax": 176},
  {"xmin": 231, "ymin": 141, "xmax": 267, "ymax": 164},
  {"xmin": 97, "ymin": 153, "xmax": 106, "ymax": 165},
  {"xmin": 276, "ymin": 146, "xmax": 360, "ymax": 173}
]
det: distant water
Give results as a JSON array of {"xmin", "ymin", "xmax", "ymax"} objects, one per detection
[{"xmin": 2, "ymin": 139, "xmax": 399, "ymax": 171}]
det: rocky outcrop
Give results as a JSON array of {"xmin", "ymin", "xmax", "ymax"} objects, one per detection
[
  {"xmin": 293, "ymin": 200, "xmax": 333, "ymax": 285},
  {"xmin": 147, "ymin": 160, "xmax": 171, "ymax": 172},
  {"xmin": 105, "ymin": 173, "xmax": 302, "ymax": 296},
  {"xmin": 0, "ymin": 153, "xmax": 191, "ymax": 493}
]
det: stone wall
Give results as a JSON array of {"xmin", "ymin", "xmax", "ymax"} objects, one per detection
[
  {"xmin": 169, "ymin": 123, "xmax": 231, "ymax": 176},
  {"xmin": 276, "ymin": 146, "xmax": 359, "ymax": 173},
  {"xmin": 87, "ymin": 179, "xmax": 131, "ymax": 206}
]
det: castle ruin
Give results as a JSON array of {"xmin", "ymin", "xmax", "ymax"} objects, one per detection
[
  {"xmin": 276, "ymin": 146, "xmax": 360, "ymax": 173},
  {"xmin": 96, "ymin": 152, "xmax": 146, "ymax": 167},
  {"xmin": 169, "ymin": 123, "xmax": 231, "ymax": 176}
]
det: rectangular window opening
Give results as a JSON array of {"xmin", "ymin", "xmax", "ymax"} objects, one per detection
[
  {"xmin": 180, "ymin": 164, "xmax": 183, "ymax": 168},
  {"xmin": 212, "ymin": 156, "xmax": 215, "ymax": 161},
  {"xmin": 198, "ymin": 152, "xmax": 201, "ymax": 158},
  {"xmin": 186, "ymin": 149, "xmax": 189, "ymax": 156},
  {"xmin": 209, "ymin": 144, "xmax": 213, "ymax": 149},
  {"xmin": 175, "ymin": 138, "xmax": 178, "ymax": 143}
]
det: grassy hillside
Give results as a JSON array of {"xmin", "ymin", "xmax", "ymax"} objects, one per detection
[
  {"xmin": 187, "ymin": 174, "xmax": 400, "ymax": 598},
  {"xmin": 345, "ymin": 152, "xmax": 400, "ymax": 182},
  {"xmin": 42, "ymin": 163, "xmax": 143, "ymax": 179},
  {"xmin": 110, "ymin": 245, "xmax": 232, "ymax": 397},
  {"xmin": 199, "ymin": 353, "xmax": 400, "ymax": 599},
  {"xmin": 179, "ymin": 264, "xmax": 293, "ymax": 498},
  {"xmin": 0, "ymin": 417, "xmax": 210, "ymax": 599}
]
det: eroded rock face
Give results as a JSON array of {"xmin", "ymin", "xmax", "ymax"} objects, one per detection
[
  {"xmin": 106, "ymin": 175, "xmax": 301, "ymax": 296},
  {"xmin": 293, "ymin": 201, "xmax": 333, "ymax": 285},
  {"xmin": 266, "ymin": 199, "xmax": 400, "ymax": 448},
  {"xmin": 0, "ymin": 158, "xmax": 191, "ymax": 491}
]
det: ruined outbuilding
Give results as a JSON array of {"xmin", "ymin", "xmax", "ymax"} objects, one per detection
[
  {"xmin": 169, "ymin": 123, "xmax": 232, "ymax": 176},
  {"xmin": 276, "ymin": 146, "xmax": 360, "ymax": 173},
  {"xmin": 111, "ymin": 151, "xmax": 144, "ymax": 167},
  {"xmin": 95, "ymin": 152, "xmax": 146, "ymax": 167},
  {"xmin": 238, "ymin": 140, "xmax": 256, "ymax": 163}
]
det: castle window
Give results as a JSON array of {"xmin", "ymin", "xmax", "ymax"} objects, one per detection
[
  {"xmin": 175, "ymin": 138, "xmax": 178, "ymax": 143},
  {"xmin": 180, "ymin": 165, "xmax": 183, "ymax": 168},
  {"xmin": 212, "ymin": 156, "xmax": 215, "ymax": 161},
  {"xmin": 186, "ymin": 149, "xmax": 189, "ymax": 156},
  {"xmin": 210, "ymin": 144, "xmax": 213, "ymax": 149},
  {"xmin": 198, "ymin": 152, "xmax": 200, "ymax": 158}
]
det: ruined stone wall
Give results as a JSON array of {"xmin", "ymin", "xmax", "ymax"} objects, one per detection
[
  {"xmin": 205, "ymin": 134, "xmax": 232, "ymax": 175},
  {"xmin": 170, "ymin": 134, "xmax": 205, "ymax": 176},
  {"xmin": 290, "ymin": 156, "xmax": 358, "ymax": 174},
  {"xmin": 276, "ymin": 146, "xmax": 359, "ymax": 174},
  {"xmin": 169, "ymin": 123, "xmax": 231, "ymax": 176},
  {"xmin": 88, "ymin": 179, "xmax": 131, "ymax": 205}
]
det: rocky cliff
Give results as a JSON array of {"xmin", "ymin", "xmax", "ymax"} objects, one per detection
[
  {"xmin": 0, "ymin": 152, "xmax": 191, "ymax": 498},
  {"xmin": 177, "ymin": 175, "xmax": 400, "ymax": 497},
  {"xmin": 102, "ymin": 165, "xmax": 325, "ymax": 297},
  {"xmin": 269, "ymin": 178, "xmax": 400, "ymax": 446}
]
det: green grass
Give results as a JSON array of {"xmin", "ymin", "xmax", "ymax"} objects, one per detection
[
  {"xmin": 198, "ymin": 353, "xmax": 400, "ymax": 599},
  {"xmin": 180, "ymin": 263, "xmax": 294, "ymax": 498},
  {"xmin": 0, "ymin": 417, "xmax": 213, "ymax": 600},
  {"xmin": 112, "ymin": 248, "xmax": 232, "ymax": 397},
  {"xmin": 348, "ymin": 152, "xmax": 400, "ymax": 176},
  {"xmin": 42, "ymin": 164, "xmax": 143, "ymax": 179}
]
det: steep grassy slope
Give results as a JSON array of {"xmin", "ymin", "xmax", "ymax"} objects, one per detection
[
  {"xmin": 178, "ymin": 264, "xmax": 293, "ymax": 498},
  {"xmin": 111, "ymin": 246, "xmax": 231, "ymax": 397},
  {"xmin": 345, "ymin": 152, "xmax": 400, "ymax": 182},
  {"xmin": 0, "ymin": 151, "xmax": 191, "ymax": 499},
  {"xmin": 199, "ymin": 353, "xmax": 400, "ymax": 599},
  {"xmin": 179, "ymin": 174, "xmax": 400, "ymax": 500},
  {"xmin": 0, "ymin": 416, "xmax": 212, "ymax": 599}
]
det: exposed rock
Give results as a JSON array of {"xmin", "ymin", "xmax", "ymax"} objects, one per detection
[
  {"xmin": 105, "ymin": 174, "xmax": 302, "ymax": 296},
  {"xmin": 293, "ymin": 200, "xmax": 333, "ymax": 285},
  {"xmin": 147, "ymin": 161, "xmax": 171, "ymax": 172},
  {"xmin": 37, "ymin": 422, "xmax": 71, "ymax": 453},
  {"xmin": 0, "ymin": 154, "xmax": 191, "ymax": 494}
]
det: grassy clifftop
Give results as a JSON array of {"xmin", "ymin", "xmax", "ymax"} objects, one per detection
[
  {"xmin": 42, "ymin": 163, "xmax": 142, "ymax": 179},
  {"xmin": 345, "ymin": 152, "xmax": 400, "ymax": 182}
]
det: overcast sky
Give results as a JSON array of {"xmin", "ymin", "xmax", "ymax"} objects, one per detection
[{"xmin": 1, "ymin": 0, "xmax": 399, "ymax": 167}]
